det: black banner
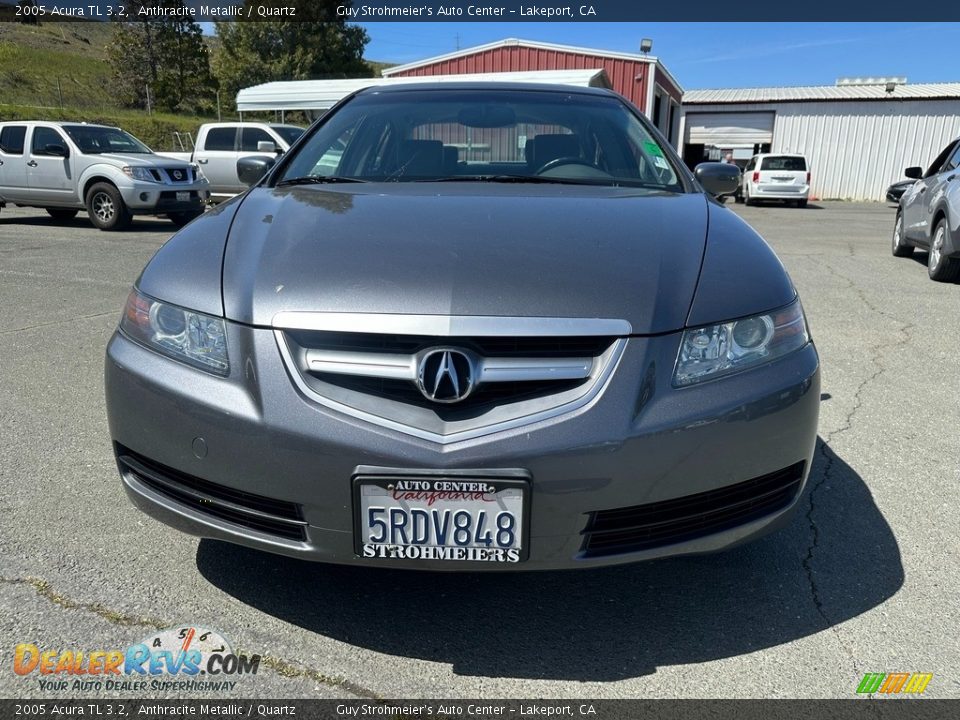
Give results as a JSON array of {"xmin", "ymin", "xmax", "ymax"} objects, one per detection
[
  {"xmin": 2, "ymin": 0, "xmax": 960, "ymax": 22},
  {"xmin": 1, "ymin": 700, "xmax": 959, "ymax": 720}
]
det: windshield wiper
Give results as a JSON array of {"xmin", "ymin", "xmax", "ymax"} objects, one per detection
[
  {"xmin": 276, "ymin": 176, "xmax": 368, "ymax": 187},
  {"xmin": 412, "ymin": 175, "xmax": 621, "ymax": 186}
]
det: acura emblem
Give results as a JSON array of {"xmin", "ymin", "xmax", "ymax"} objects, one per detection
[{"xmin": 416, "ymin": 349, "xmax": 476, "ymax": 403}]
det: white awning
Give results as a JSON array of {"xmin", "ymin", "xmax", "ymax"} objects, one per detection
[{"xmin": 235, "ymin": 69, "xmax": 612, "ymax": 112}]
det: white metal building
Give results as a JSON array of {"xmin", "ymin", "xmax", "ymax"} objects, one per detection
[
  {"xmin": 680, "ymin": 82, "xmax": 960, "ymax": 201},
  {"xmin": 235, "ymin": 69, "xmax": 612, "ymax": 118}
]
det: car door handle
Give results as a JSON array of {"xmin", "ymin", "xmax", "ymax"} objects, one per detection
[
  {"xmin": 948, "ymin": 174, "xmax": 957, "ymax": 182},
  {"xmin": 27, "ymin": 160, "xmax": 38, "ymax": 167},
  {"xmin": 197, "ymin": 158, "xmax": 209, "ymax": 164}
]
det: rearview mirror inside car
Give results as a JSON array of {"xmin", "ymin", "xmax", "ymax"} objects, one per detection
[
  {"xmin": 694, "ymin": 162, "xmax": 740, "ymax": 197},
  {"xmin": 904, "ymin": 166, "xmax": 923, "ymax": 180},
  {"xmin": 237, "ymin": 155, "xmax": 276, "ymax": 187}
]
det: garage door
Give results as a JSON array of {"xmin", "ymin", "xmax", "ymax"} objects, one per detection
[{"xmin": 685, "ymin": 112, "xmax": 775, "ymax": 145}]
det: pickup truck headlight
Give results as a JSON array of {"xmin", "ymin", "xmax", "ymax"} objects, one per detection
[
  {"xmin": 120, "ymin": 289, "xmax": 229, "ymax": 376},
  {"xmin": 122, "ymin": 166, "xmax": 157, "ymax": 183},
  {"xmin": 673, "ymin": 300, "xmax": 809, "ymax": 386}
]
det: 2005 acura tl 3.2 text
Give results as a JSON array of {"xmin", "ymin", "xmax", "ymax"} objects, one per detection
[{"xmin": 104, "ymin": 83, "xmax": 820, "ymax": 570}]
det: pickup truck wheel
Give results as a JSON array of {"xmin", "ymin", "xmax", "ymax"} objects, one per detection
[
  {"xmin": 85, "ymin": 183, "xmax": 131, "ymax": 231},
  {"xmin": 168, "ymin": 210, "xmax": 203, "ymax": 228},
  {"xmin": 46, "ymin": 208, "xmax": 79, "ymax": 221}
]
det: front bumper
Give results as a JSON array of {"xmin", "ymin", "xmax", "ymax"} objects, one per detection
[
  {"xmin": 120, "ymin": 182, "xmax": 210, "ymax": 213},
  {"xmin": 104, "ymin": 323, "xmax": 820, "ymax": 571}
]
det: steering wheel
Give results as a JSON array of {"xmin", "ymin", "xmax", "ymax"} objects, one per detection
[{"xmin": 536, "ymin": 157, "xmax": 600, "ymax": 174}]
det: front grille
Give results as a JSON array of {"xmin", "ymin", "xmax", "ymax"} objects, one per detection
[
  {"xmin": 285, "ymin": 330, "xmax": 613, "ymax": 359},
  {"xmin": 116, "ymin": 445, "xmax": 307, "ymax": 541},
  {"xmin": 286, "ymin": 330, "xmax": 610, "ymax": 414},
  {"xmin": 581, "ymin": 462, "xmax": 805, "ymax": 557}
]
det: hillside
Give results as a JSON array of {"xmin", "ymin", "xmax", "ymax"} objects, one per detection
[{"xmin": 0, "ymin": 20, "xmax": 394, "ymax": 150}]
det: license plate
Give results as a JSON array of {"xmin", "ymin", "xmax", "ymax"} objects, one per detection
[
  {"xmin": 353, "ymin": 473, "xmax": 530, "ymax": 563},
  {"xmin": 176, "ymin": 191, "xmax": 191, "ymax": 202}
]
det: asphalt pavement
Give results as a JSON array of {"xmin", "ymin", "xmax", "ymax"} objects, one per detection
[{"xmin": 1, "ymin": 199, "xmax": 957, "ymax": 699}]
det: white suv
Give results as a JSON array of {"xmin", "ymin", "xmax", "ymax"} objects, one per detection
[{"xmin": 739, "ymin": 153, "xmax": 810, "ymax": 208}]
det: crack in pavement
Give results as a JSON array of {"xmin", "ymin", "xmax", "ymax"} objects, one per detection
[
  {"xmin": 800, "ymin": 253, "xmax": 916, "ymax": 683},
  {"xmin": 0, "ymin": 576, "xmax": 380, "ymax": 699}
]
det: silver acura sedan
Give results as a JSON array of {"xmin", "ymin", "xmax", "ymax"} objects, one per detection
[{"xmin": 105, "ymin": 83, "xmax": 820, "ymax": 570}]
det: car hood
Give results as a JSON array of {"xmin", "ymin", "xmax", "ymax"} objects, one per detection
[
  {"xmin": 222, "ymin": 184, "xmax": 709, "ymax": 335},
  {"xmin": 97, "ymin": 153, "xmax": 186, "ymax": 167}
]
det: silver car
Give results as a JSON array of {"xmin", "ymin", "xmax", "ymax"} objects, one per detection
[
  {"xmin": 105, "ymin": 83, "xmax": 820, "ymax": 570},
  {"xmin": 892, "ymin": 137, "xmax": 960, "ymax": 282},
  {"xmin": 0, "ymin": 121, "xmax": 209, "ymax": 230}
]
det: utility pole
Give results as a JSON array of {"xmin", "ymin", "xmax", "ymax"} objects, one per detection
[
  {"xmin": 216, "ymin": 91, "xmax": 221, "ymax": 122},
  {"xmin": 56, "ymin": 77, "xmax": 63, "ymax": 111},
  {"xmin": 145, "ymin": 85, "xmax": 152, "ymax": 116}
]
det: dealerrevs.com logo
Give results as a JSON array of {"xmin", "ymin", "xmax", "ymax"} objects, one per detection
[
  {"xmin": 13, "ymin": 626, "xmax": 260, "ymax": 693},
  {"xmin": 856, "ymin": 673, "xmax": 933, "ymax": 695}
]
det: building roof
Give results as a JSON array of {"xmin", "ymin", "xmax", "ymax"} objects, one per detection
[
  {"xmin": 235, "ymin": 69, "xmax": 611, "ymax": 112},
  {"xmin": 381, "ymin": 37, "xmax": 684, "ymax": 94},
  {"xmin": 684, "ymin": 82, "xmax": 960, "ymax": 104}
]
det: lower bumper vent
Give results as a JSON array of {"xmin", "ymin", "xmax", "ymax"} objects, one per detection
[
  {"xmin": 116, "ymin": 445, "xmax": 307, "ymax": 542},
  {"xmin": 582, "ymin": 462, "xmax": 805, "ymax": 556}
]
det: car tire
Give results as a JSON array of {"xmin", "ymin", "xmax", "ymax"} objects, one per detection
[
  {"xmin": 46, "ymin": 208, "xmax": 79, "ymax": 221},
  {"xmin": 798, "ymin": 199, "xmax": 808, "ymax": 208},
  {"xmin": 927, "ymin": 218, "xmax": 960, "ymax": 282},
  {"xmin": 168, "ymin": 210, "xmax": 203, "ymax": 228},
  {"xmin": 744, "ymin": 186, "xmax": 755, "ymax": 206},
  {"xmin": 734, "ymin": 188, "xmax": 744, "ymax": 204},
  {"xmin": 85, "ymin": 182, "xmax": 131, "ymax": 231},
  {"xmin": 891, "ymin": 211, "xmax": 913, "ymax": 258}
]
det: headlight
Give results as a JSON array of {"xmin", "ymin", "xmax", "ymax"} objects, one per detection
[
  {"xmin": 122, "ymin": 166, "xmax": 157, "ymax": 182},
  {"xmin": 673, "ymin": 300, "xmax": 809, "ymax": 386},
  {"xmin": 120, "ymin": 289, "xmax": 229, "ymax": 376},
  {"xmin": 190, "ymin": 163, "xmax": 206, "ymax": 181}
]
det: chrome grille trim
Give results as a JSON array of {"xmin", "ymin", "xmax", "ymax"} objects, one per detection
[
  {"xmin": 275, "ymin": 329, "xmax": 628, "ymax": 445},
  {"xmin": 272, "ymin": 312, "xmax": 632, "ymax": 338},
  {"xmin": 303, "ymin": 348, "xmax": 593, "ymax": 383}
]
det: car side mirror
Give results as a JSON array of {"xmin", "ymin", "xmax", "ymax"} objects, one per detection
[
  {"xmin": 904, "ymin": 166, "xmax": 923, "ymax": 180},
  {"xmin": 694, "ymin": 162, "xmax": 741, "ymax": 196},
  {"xmin": 237, "ymin": 155, "xmax": 276, "ymax": 186},
  {"xmin": 44, "ymin": 143, "xmax": 69, "ymax": 158},
  {"xmin": 256, "ymin": 140, "xmax": 277, "ymax": 154}
]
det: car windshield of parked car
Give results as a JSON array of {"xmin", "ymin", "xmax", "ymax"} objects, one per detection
[
  {"xmin": 271, "ymin": 125, "xmax": 305, "ymax": 145},
  {"xmin": 760, "ymin": 156, "xmax": 806, "ymax": 171},
  {"xmin": 63, "ymin": 125, "xmax": 153, "ymax": 155},
  {"xmin": 279, "ymin": 89, "xmax": 685, "ymax": 191}
]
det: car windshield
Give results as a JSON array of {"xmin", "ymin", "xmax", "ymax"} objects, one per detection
[
  {"xmin": 278, "ymin": 89, "xmax": 685, "ymax": 191},
  {"xmin": 63, "ymin": 125, "xmax": 153, "ymax": 155},
  {"xmin": 271, "ymin": 125, "xmax": 305, "ymax": 145},
  {"xmin": 760, "ymin": 156, "xmax": 806, "ymax": 171}
]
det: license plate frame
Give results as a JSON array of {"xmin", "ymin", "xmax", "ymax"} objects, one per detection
[
  {"xmin": 175, "ymin": 191, "xmax": 191, "ymax": 202},
  {"xmin": 352, "ymin": 470, "xmax": 531, "ymax": 564}
]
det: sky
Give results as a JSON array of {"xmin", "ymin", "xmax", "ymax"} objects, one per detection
[{"xmin": 359, "ymin": 22, "xmax": 957, "ymax": 90}]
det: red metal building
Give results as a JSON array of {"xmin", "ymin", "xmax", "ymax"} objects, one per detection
[{"xmin": 382, "ymin": 38, "xmax": 685, "ymax": 147}]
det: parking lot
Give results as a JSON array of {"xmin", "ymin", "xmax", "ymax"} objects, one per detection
[{"xmin": 1, "ymin": 200, "xmax": 957, "ymax": 699}]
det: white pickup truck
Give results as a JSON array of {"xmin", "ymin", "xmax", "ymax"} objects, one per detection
[
  {"xmin": 0, "ymin": 121, "xmax": 209, "ymax": 230},
  {"xmin": 160, "ymin": 122, "xmax": 303, "ymax": 200}
]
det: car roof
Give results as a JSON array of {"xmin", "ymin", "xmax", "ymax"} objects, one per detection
[
  {"xmin": 756, "ymin": 153, "xmax": 807, "ymax": 158},
  {"xmin": 0, "ymin": 120, "xmax": 117, "ymax": 130},
  {"xmin": 355, "ymin": 81, "xmax": 618, "ymax": 98}
]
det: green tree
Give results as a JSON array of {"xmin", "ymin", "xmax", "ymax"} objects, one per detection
[
  {"xmin": 213, "ymin": 0, "xmax": 370, "ymax": 110},
  {"xmin": 106, "ymin": 0, "xmax": 216, "ymax": 113}
]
